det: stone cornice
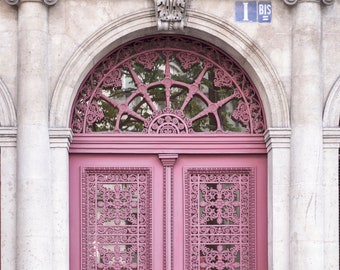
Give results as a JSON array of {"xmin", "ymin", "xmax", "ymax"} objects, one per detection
[
  {"xmin": 0, "ymin": 127, "xmax": 17, "ymax": 147},
  {"xmin": 5, "ymin": 0, "xmax": 58, "ymax": 6},
  {"xmin": 49, "ymin": 128, "xmax": 73, "ymax": 149},
  {"xmin": 323, "ymin": 128, "xmax": 340, "ymax": 149},
  {"xmin": 264, "ymin": 128, "xmax": 291, "ymax": 152},
  {"xmin": 283, "ymin": 0, "xmax": 334, "ymax": 5}
]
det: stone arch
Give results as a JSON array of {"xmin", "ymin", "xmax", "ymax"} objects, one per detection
[
  {"xmin": 324, "ymin": 76, "xmax": 340, "ymax": 127},
  {"xmin": 50, "ymin": 8, "xmax": 289, "ymax": 129},
  {"xmin": 0, "ymin": 78, "xmax": 16, "ymax": 126}
]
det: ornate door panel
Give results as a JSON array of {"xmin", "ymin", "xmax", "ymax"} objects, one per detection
[
  {"xmin": 172, "ymin": 155, "xmax": 267, "ymax": 270},
  {"xmin": 69, "ymin": 154, "xmax": 165, "ymax": 270}
]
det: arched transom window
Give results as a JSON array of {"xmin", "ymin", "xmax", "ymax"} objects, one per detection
[{"xmin": 71, "ymin": 35, "xmax": 266, "ymax": 134}]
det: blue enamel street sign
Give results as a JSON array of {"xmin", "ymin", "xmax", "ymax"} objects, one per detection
[
  {"xmin": 235, "ymin": 1, "xmax": 272, "ymax": 23},
  {"xmin": 258, "ymin": 2, "xmax": 272, "ymax": 23},
  {"xmin": 235, "ymin": 1, "xmax": 257, "ymax": 22}
]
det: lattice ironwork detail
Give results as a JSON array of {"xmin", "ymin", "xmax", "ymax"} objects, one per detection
[
  {"xmin": 81, "ymin": 167, "xmax": 152, "ymax": 270},
  {"xmin": 185, "ymin": 167, "xmax": 256, "ymax": 270},
  {"xmin": 71, "ymin": 35, "xmax": 266, "ymax": 134},
  {"xmin": 144, "ymin": 107, "xmax": 192, "ymax": 134}
]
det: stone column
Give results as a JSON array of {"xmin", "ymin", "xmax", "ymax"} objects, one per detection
[
  {"xmin": 283, "ymin": 0, "xmax": 333, "ymax": 268},
  {"xmin": 5, "ymin": 0, "xmax": 57, "ymax": 269}
]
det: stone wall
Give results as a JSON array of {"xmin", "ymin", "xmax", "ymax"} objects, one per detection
[{"xmin": 0, "ymin": 0, "xmax": 339, "ymax": 269}]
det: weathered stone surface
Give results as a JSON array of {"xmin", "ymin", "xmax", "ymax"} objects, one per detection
[{"xmin": 0, "ymin": 0, "xmax": 338, "ymax": 269}]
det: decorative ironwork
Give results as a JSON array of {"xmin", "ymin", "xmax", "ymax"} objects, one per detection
[
  {"xmin": 185, "ymin": 167, "xmax": 256, "ymax": 269},
  {"xmin": 144, "ymin": 107, "xmax": 192, "ymax": 134},
  {"xmin": 71, "ymin": 35, "xmax": 266, "ymax": 134},
  {"xmin": 81, "ymin": 167, "xmax": 152, "ymax": 270}
]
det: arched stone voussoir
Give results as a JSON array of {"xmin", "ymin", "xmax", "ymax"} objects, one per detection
[
  {"xmin": 324, "ymin": 76, "xmax": 340, "ymax": 127},
  {"xmin": 0, "ymin": 78, "xmax": 16, "ymax": 127},
  {"xmin": 50, "ymin": 8, "xmax": 289, "ymax": 129}
]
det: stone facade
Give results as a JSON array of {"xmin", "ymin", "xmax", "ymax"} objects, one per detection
[{"xmin": 0, "ymin": 0, "xmax": 339, "ymax": 269}]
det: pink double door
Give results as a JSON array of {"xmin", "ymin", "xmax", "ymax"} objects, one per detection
[{"xmin": 70, "ymin": 153, "xmax": 267, "ymax": 270}]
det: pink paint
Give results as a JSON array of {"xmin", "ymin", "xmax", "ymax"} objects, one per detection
[
  {"xmin": 70, "ymin": 35, "xmax": 266, "ymax": 135},
  {"xmin": 70, "ymin": 154, "xmax": 267, "ymax": 270},
  {"xmin": 69, "ymin": 35, "xmax": 267, "ymax": 270}
]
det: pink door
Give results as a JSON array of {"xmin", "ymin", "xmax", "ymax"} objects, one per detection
[
  {"xmin": 70, "ymin": 153, "xmax": 267, "ymax": 270},
  {"xmin": 69, "ymin": 35, "xmax": 268, "ymax": 269}
]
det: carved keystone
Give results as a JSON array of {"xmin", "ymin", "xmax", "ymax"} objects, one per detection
[{"xmin": 155, "ymin": 0, "xmax": 188, "ymax": 31}]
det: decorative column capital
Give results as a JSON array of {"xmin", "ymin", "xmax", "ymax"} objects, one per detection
[
  {"xmin": 283, "ymin": 0, "xmax": 334, "ymax": 6},
  {"xmin": 159, "ymin": 154, "xmax": 178, "ymax": 167},
  {"xmin": 5, "ymin": 0, "xmax": 58, "ymax": 6},
  {"xmin": 155, "ymin": 0, "xmax": 189, "ymax": 31}
]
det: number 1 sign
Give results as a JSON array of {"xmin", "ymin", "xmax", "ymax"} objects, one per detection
[{"xmin": 235, "ymin": 1, "xmax": 272, "ymax": 23}]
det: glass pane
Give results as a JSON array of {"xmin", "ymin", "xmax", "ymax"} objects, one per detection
[
  {"xmin": 199, "ymin": 69, "xmax": 235, "ymax": 103},
  {"xmin": 192, "ymin": 114, "xmax": 217, "ymax": 132},
  {"xmin": 183, "ymin": 95, "xmax": 207, "ymax": 118},
  {"xmin": 101, "ymin": 68, "xmax": 137, "ymax": 104},
  {"xmin": 132, "ymin": 56, "xmax": 165, "ymax": 84},
  {"xmin": 170, "ymin": 86, "xmax": 188, "ymax": 110},
  {"xmin": 91, "ymin": 99, "xmax": 118, "ymax": 132},
  {"xmin": 119, "ymin": 114, "xmax": 144, "ymax": 132},
  {"xmin": 171, "ymin": 54, "xmax": 203, "ymax": 84},
  {"xmin": 128, "ymin": 95, "xmax": 153, "ymax": 118},
  {"xmin": 219, "ymin": 100, "xmax": 248, "ymax": 132},
  {"xmin": 148, "ymin": 86, "xmax": 166, "ymax": 110}
]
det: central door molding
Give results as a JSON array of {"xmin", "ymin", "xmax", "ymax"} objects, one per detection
[{"xmin": 159, "ymin": 154, "xmax": 178, "ymax": 270}]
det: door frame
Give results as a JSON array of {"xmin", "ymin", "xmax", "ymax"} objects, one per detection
[{"xmin": 69, "ymin": 134, "xmax": 267, "ymax": 154}]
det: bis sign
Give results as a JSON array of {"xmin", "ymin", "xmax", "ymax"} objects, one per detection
[{"xmin": 235, "ymin": 1, "xmax": 272, "ymax": 23}]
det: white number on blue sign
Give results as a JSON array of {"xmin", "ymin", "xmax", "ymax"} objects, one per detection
[{"xmin": 235, "ymin": 1, "xmax": 272, "ymax": 23}]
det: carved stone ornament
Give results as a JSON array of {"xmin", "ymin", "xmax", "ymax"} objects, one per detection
[
  {"xmin": 5, "ymin": 0, "xmax": 58, "ymax": 6},
  {"xmin": 155, "ymin": 0, "xmax": 188, "ymax": 31},
  {"xmin": 283, "ymin": 0, "xmax": 334, "ymax": 5}
]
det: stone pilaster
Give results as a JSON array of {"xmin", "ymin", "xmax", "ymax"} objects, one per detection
[
  {"xmin": 265, "ymin": 128, "xmax": 291, "ymax": 270},
  {"xmin": 5, "ymin": 0, "xmax": 57, "ymax": 269},
  {"xmin": 49, "ymin": 128, "xmax": 73, "ymax": 270},
  {"xmin": 323, "ymin": 128, "xmax": 340, "ymax": 270},
  {"xmin": 289, "ymin": 0, "xmax": 324, "ymax": 269},
  {"xmin": 0, "ymin": 128, "xmax": 17, "ymax": 270}
]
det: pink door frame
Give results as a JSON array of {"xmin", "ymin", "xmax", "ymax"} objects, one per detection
[{"xmin": 68, "ymin": 34, "xmax": 268, "ymax": 269}]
